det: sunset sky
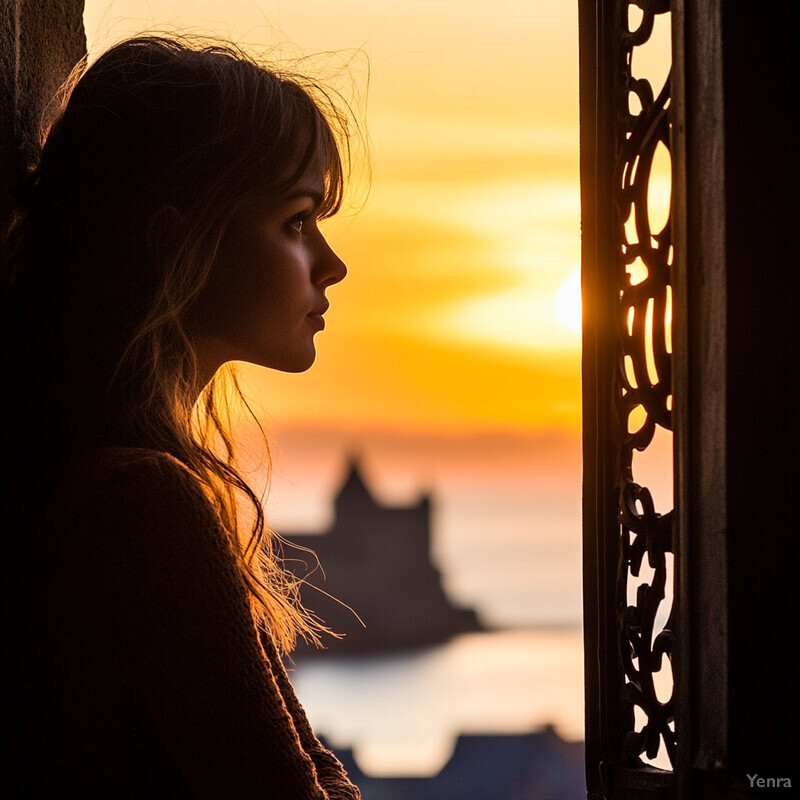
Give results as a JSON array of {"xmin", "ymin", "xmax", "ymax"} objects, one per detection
[
  {"xmin": 77, "ymin": 2, "xmax": 675, "ymax": 772},
  {"xmin": 83, "ymin": 0, "xmax": 583, "ymax": 437}
]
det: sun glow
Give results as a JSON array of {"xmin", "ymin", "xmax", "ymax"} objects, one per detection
[
  {"xmin": 83, "ymin": 0, "xmax": 582, "ymax": 433},
  {"xmin": 556, "ymin": 268, "xmax": 582, "ymax": 335},
  {"xmin": 425, "ymin": 279, "xmax": 581, "ymax": 354}
]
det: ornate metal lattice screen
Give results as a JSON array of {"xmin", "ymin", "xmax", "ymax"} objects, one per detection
[{"xmin": 580, "ymin": 1, "xmax": 675, "ymax": 796}]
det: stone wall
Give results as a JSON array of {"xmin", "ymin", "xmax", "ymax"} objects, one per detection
[{"xmin": 1, "ymin": 0, "xmax": 86, "ymax": 235}]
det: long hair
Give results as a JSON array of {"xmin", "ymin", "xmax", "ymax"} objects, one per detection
[{"xmin": 3, "ymin": 35, "xmax": 352, "ymax": 651}]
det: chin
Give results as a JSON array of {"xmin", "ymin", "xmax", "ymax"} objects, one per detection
[
  {"xmin": 266, "ymin": 349, "xmax": 317, "ymax": 374},
  {"xmin": 282, "ymin": 361, "xmax": 315, "ymax": 374}
]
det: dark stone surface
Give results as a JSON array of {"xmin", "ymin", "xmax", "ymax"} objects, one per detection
[{"xmin": 1, "ymin": 0, "xmax": 86, "ymax": 234}]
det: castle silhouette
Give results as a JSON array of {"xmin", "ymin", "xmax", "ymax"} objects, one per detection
[{"xmin": 283, "ymin": 461, "xmax": 483, "ymax": 653}]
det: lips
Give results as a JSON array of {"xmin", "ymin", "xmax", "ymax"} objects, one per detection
[{"xmin": 307, "ymin": 300, "xmax": 329, "ymax": 331}]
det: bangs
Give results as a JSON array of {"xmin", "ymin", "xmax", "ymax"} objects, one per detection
[
  {"xmin": 268, "ymin": 77, "xmax": 348, "ymax": 219},
  {"xmin": 318, "ymin": 116, "xmax": 345, "ymax": 219}
]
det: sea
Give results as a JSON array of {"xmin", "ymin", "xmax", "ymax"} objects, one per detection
[
  {"xmin": 260, "ymin": 426, "xmax": 593, "ymax": 779},
  {"xmin": 256, "ymin": 421, "xmax": 674, "ymax": 781},
  {"xmin": 288, "ymin": 627, "xmax": 585, "ymax": 778}
]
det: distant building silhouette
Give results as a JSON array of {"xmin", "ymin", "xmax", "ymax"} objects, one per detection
[
  {"xmin": 283, "ymin": 461, "xmax": 483, "ymax": 653},
  {"xmin": 326, "ymin": 727, "xmax": 585, "ymax": 800}
]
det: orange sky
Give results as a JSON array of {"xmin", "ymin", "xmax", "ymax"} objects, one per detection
[
  {"xmin": 76, "ymin": 5, "xmax": 676, "ymax": 766},
  {"xmin": 84, "ymin": 0, "xmax": 584, "ymax": 436}
]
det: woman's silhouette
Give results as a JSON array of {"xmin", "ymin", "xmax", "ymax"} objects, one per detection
[{"xmin": 3, "ymin": 35, "xmax": 358, "ymax": 798}]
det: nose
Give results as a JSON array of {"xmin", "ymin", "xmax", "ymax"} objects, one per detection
[{"xmin": 315, "ymin": 236, "xmax": 347, "ymax": 289}]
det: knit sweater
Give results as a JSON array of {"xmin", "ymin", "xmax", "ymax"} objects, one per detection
[{"xmin": 8, "ymin": 447, "xmax": 360, "ymax": 799}]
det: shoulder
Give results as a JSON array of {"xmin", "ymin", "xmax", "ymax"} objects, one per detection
[
  {"xmin": 45, "ymin": 447, "xmax": 242, "ymax": 606},
  {"xmin": 62, "ymin": 445, "xmax": 202, "ymax": 488},
  {"xmin": 48, "ymin": 447, "xmax": 225, "ymax": 563},
  {"xmin": 54, "ymin": 447, "xmax": 211, "ymax": 517}
]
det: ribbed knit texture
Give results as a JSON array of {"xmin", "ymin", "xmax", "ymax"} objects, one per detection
[{"xmin": 10, "ymin": 447, "xmax": 360, "ymax": 798}]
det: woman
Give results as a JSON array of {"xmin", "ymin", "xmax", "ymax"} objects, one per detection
[{"xmin": 3, "ymin": 35, "xmax": 359, "ymax": 798}]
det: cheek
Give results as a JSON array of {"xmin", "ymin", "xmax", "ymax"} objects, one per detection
[
  {"xmin": 209, "ymin": 237, "xmax": 277, "ymax": 311},
  {"xmin": 241, "ymin": 260, "xmax": 302, "ymax": 322},
  {"xmin": 196, "ymin": 215, "xmax": 311, "ymax": 345},
  {"xmin": 229, "ymin": 264, "xmax": 312, "ymax": 351}
]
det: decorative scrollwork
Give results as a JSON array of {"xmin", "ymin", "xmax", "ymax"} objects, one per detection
[{"xmin": 612, "ymin": 0, "xmax": 675, "ymax": 770}]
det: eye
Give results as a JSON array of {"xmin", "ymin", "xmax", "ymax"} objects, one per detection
[{"xmin": 288, "ymin": 213, "xmax": 311, "ymax": 235}]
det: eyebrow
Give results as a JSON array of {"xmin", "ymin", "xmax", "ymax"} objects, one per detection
[{"xmin": 285, "ymin": 188, "xmax": 324, "ymax": 206}]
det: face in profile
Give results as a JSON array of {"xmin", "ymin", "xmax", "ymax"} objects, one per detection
[{"xmin": 190, "ymin": 162, "xmax": 347, "ymax": 376}]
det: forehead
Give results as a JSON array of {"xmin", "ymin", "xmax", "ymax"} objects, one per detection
[
  {"xmin": 247, "ymin": 134, "xmax": 336, "ymax": 213},
  {"xmin": 285, "ymin": 158, "xmax": 327, "ymax": 200},
  {"xmin": 243, "ymin": 166, "xmax": 324, "ymax": 218},
  {"xmin": 273, "ymin": 139, "xmax": 333, "ymax": 208}
]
